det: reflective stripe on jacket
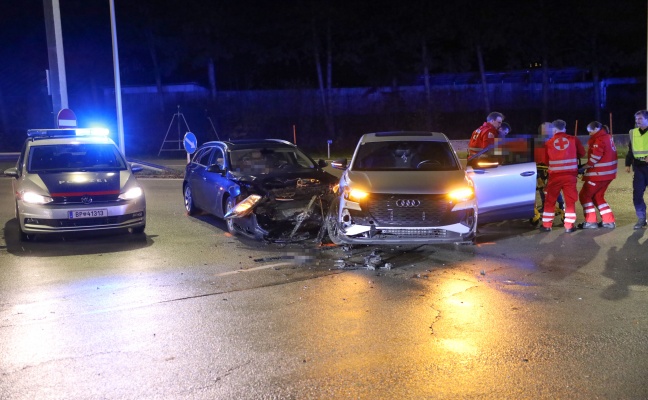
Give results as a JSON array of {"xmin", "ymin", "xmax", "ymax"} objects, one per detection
[
  {"xmin": 584, "ymin": 130, "xmax": 617, "ymax": 181},
  {"xmin": 629, "ymin": 128, "xmax": 648, "ymax": 159},
  {"xmin": 468, "ymin": 122, "xmax": 497, "ymax": 156},
  {"xmin": 545, "ymin": 133, "xmax": 584, "ymax": 176}
]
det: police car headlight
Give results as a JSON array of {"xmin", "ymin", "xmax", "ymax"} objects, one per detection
[
  {"xmin": 22, "ymin": 191, "xmax": 53, "ymax": 204},
  {"xmin": 119, "ymin": 187, "xmax": 143, "ymax": 200}
]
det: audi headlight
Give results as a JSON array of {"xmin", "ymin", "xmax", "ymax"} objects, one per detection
[
  {"xmin": 448, "ymin": 187, "xmax": 474, "ymax": 202},
  {"xmin": 22, "ymin": 191, "xmax": 53, "ymax": 204},
  {"xmin": 344, "ymin": 188, "xmax": 369, "ymax": 202},
  {"xmin": 118, "ymin": 187, "xmax": 143, "ymax": 200}
]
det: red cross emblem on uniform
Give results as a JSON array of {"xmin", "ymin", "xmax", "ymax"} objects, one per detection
[{"xmin": 553, "ymin": 137, "xmax": 570, "ymax": 150}]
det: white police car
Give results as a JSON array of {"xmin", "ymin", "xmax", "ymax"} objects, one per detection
[{"xmin": 3, "ymin": 128, "xmax": 146, "ymax": 241}]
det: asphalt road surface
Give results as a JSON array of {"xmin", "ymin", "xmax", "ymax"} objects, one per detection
[{"xmin": 1, "ymin": 171, "xmax": 647, "ymax": 399}]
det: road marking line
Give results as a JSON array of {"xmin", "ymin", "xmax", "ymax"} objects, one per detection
[{"xmin": 214, "ymin": 262, "xmax": 292, "ymax": 276}]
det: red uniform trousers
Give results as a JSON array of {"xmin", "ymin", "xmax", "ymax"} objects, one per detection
[
  {"xmin": 543, "ymin": 174, "xmax": 578, "ymax": 229},
  {"xmin": 578, "ymin": 179, "xmax": 615, "ymax": 224}
]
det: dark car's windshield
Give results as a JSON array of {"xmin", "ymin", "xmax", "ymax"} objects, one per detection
[
  {"xmin": 229, "ymin": 147, "xmax": 316, "ymax": 174},
  {"xmin": 28, "ymin": 143, "xmax": 127, "ymax": 172},
  {"xmin": 352, "ymin": 141, "xmax": 460, "ymax": 171}
]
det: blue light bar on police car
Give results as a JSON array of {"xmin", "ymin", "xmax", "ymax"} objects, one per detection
[
  {"xmin": 27, "ymin": 128, "xmax": 110, "ymax": 138},
  {"xmin": 75, "ymin": 128, "xmax": 109, "ymax": 136}
]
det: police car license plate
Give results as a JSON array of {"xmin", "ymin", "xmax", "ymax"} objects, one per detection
[{"xmin": 68, "ymin": 209, "xmax": 108, "ymax": 219}]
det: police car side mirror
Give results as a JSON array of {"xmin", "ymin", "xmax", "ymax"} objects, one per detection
[
  {"xmin": 3, "ymin": 167, "xmax": 18, "ymax": 178},
  {"xmin": 130, "ymin": 164, "xmax": 144, "ymax": 173}
]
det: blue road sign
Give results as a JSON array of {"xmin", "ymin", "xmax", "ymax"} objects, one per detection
[{"xmin": 184, "ymin": 132, "xmax": 197, "ymax": 154}]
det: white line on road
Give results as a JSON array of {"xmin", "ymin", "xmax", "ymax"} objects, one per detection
[{"xmin": 214, "ymin": 262, "xmax": 293, "ymax": 276}]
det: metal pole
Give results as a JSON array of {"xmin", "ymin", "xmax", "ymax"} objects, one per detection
[
  {"xmin": 109, "ymin": 0, "xmax": 125, "ymax": 155},
  {"xmin": 43, "ymin": 0, "xmax": 68, "ymax": 117}
]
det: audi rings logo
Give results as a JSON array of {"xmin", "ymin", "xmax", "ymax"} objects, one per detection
[
  {"xmin": 395, "ymin": 199, "xmax": 421, "ymax": 207},
  {"xmin": 80, "ymin": 195, "xmax": 93, "ymax": 205}
]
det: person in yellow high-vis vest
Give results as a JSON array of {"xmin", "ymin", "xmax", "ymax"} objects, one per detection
[{"xmin": 625, "ymin": 110, "xmax": 648, "ymax": 229}]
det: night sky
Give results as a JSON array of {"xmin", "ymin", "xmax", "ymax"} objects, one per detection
[{"xmin": 0, "ymin": 1, "xmax": 646, "ymax": 149}]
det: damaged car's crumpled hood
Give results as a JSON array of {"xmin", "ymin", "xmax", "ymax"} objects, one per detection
[{"xmin": 228, "ymin": 169, "xmax": 336, "ymax": 199}]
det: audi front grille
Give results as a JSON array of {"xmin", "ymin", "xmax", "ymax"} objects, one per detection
[{"xmin": 364, "ymin": 194, "xmax": 451, "ymax": 227}]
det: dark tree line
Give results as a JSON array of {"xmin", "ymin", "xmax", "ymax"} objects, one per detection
[
  {"xmin": 0, "ymin": 0, "xmax": 644, "ymax": 143},
  {"xmin": 111, "ymin": 0, "xmax": 645, "ymax": 134}
]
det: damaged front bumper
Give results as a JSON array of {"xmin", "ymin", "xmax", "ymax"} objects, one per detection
[
  {"xmin": 225, "ymin": 192, "xmax": 333, "ymax": 242},
  {"xmin": 328, "ymin": 196, "xmax": 477, "ymax": 245}
]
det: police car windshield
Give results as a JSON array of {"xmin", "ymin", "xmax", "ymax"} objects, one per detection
[{"xmin": 27, "ymin": 144, "xmax": 127, "ymax": 173}]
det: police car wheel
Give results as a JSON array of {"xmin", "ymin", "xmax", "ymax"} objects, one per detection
[
  {"xmin": 15, "ymin": 202, "xmax": 35, "ymax": 241},
  {"xmin": 131, "ymin": 225, "xmax": 146, "ymax": 234},
  {"xmin": 18, "ymin": 227, "xmax": 35, "ymax": 242}
]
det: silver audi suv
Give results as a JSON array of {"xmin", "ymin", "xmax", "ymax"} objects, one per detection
[{"xmin": 326, "ymin": 131, "xmax": 537, "ymax": 245}]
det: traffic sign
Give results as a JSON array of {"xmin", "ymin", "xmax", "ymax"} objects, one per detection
[
  {"xmin": 57, "ymin": 108, "xmax": 77, "ymax": 128},
  {"xmin": 183, "ymin": 132, "xmax": 197, "ymax": 154}
]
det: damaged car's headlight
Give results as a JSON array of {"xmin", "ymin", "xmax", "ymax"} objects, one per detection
[
  {"xmin": 22, "ymin": 191, "xmax": 53, "ymax": 204},
  {"xmin": 447, "ymin": 187, "xmax": 474, "ymax": 202},
  {"xmin": 225, "ymin": 194, "xmax": 262, "ymax": 218}
]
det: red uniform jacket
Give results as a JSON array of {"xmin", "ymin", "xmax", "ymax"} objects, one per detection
[
  {"xmin": 468, "ymin": 122, "xmax": 499, "ymax": 156},
  {"xmin": 583, "ymin": 130, "xmax": 618, "ymax": 181},
  {"xmin": 544, "ymin": 132, "xmax": 585, "ymax": 177}
]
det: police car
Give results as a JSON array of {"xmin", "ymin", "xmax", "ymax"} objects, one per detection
[{"xmin": 3, "ymin": 128, "xmax": 146, "ymax": 241}]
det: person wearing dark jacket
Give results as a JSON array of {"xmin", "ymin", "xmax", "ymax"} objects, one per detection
[{"xmin": 625, "ymin": 110, "xmax": 648, "ymax": 229}]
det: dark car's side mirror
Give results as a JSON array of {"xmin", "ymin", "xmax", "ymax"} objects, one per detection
[
  {"xmin": 317, "ymin": 159, "xmax": 328, "ymax": 168},
  {"xmin": 3, "ymin": 167, "xmax": 18, "ymax": 178},
  {"xmin": 330, "ymin": 158, "xmax": 348, "ymax": 170},
  {"xmin": 207, "ymin": 164, "xmax": 226, "ymax": 174}
]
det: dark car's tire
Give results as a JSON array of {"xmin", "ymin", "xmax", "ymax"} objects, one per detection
[
  {"xmin": 225, "ymin": 196, "xmax": 239, "ymax": 236},
  {"xmin": 131, "ymin": 225, "xmax": 146, "ymax": 234},
  {"xmin": 184, "ymin": 184, "xmax": 198, "ymax": 215},
  {"xmin": 326, "ymin": 203, "xmax": 344, "ymax": 245}
]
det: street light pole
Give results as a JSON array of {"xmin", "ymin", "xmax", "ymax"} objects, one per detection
[
  {"xmin": 109, "ymin": 0, "xmax": 125, "ymax": 156},
  {"xmin": 43, "ymin": 0, "xmax": 68, "ymax": 120}
]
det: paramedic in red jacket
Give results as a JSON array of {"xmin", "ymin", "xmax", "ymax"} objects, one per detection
[
  {"xmin": 578, "ymin": 122, "xmax": 618, "ymax": 229},
  {"xmin": 539, "ymin": 119, "xmax": 585, "ymax": 233},
  {"xmin": 468, "ymin": 112, "xmax": 505, "ymax": 157}
]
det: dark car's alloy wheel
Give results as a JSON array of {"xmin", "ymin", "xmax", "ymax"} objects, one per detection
[
  {"xmin": 225, "ymin": 196, "xmax": 238, "ymax": 236},
  {"xmin": 326, "ymin": 202, "xmax": 343, "ymax": 245},
  {"xmin": 184, "ymin": 185, "xmax": 198, "ymax": 215}
]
